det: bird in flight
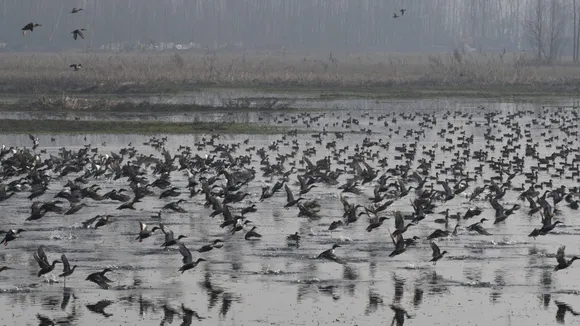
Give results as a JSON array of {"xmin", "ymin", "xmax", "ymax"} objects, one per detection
[
  {"xmin": 22, "ymin": 22, "xmax": 42, "ymax": 36},
  {"xmin": 72, "ymin": 29, "xmax": 86, "ymax": 40},
  {"xmin": 71, "ymin": 8, "xmax": 83, "ymax": 14}
]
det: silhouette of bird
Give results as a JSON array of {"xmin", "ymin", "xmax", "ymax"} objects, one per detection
[
  {"xmin": 72, "ymin": 28, "xmax": 86, "ymax": 40},
  {"xmin": 22, "ymin": 22, "xmax": 41, "ymax": 35},
  {"xmin": 70, "ymin": 8, "xmax": 83, "ymax": 13}
]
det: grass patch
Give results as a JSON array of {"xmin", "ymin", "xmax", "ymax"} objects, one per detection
[
  {"xmin": 2, "ymin": 52, "xmax": 580, "ymax": 96},
  {"xmin": 0, "ymin": 119, "xmax": 285, "ymax": 135},
  {"xmin": 1, "ymin": 95, "xmax": 297, "ymax": 113}
]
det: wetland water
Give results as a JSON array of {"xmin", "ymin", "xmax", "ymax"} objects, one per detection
[{"xmin": 0, "ymin": 94, "xmax": 579, "ymax": 325}]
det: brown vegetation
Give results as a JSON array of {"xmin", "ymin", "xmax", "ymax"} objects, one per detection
[{"xmin": 1, "ymin": 52, "xmax": 580, "ymax": 94}]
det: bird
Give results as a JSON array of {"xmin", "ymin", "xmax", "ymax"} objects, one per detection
[
  {"xmin": 59, "ymin": 254, "xmax": 77, "ymax": 286},
  {"xmin": 244, "ymin": 226, "xmax": 262, "ymax": 240},
  {"xmin": 69, "ymin": 64, "xmax": 83, "ymax": 71},
  {"xmin": 22, "ymin": 22, "xmax": 41, "ymax": 35},
  {"xmin": 136, "ymin": 222, "xmax": 159, "ymax": 242},
  {"xmin": 160, "ymin": 224, "xmax": 186, "ymax": 249},
  {"xmin": 33, "ymin": 246, "xmax": 61, "ymax": 277},
  {"xmin": 178, "ymin": 243, "xmax": 206, "ymax": 273},
  {"xmin": 554, "ymin": 245, "xmax": 579, "ymax": 271},
  {"xmin": 86, "ymin": 269, "xmax": 114, "ymax": 289},
  {"xmin": 287, "ymin": 232, "xmax": 301, "ymax": 242},
  {"xmin": 400, "ymin": 9, "xmax": 406, "ymax": 16},
  {"xmin": 430, "ymin": 242, "xmax": 447, "ymax": 265},
  {"xmin": 1, "ymin": 229, "xmax": 24, "ymax": 246},
  {"xmin": 317, "ymin": 244, "xmax": 344, "ymax": 264},
  {"xmin": 393, "ymin": 13, "xmax": 399, "ymax": 18},
  {"xmin": 0, "ymin": 266, "xmax": 12, "ymax": 274},
  {"xmin": 197, "ymin": 239, "xmax": 224, "ymax": 253},
  {"xmin": 70, "ymin": 8, "xmax": 83, "ymax": 13},
  {"xmin": 72, "ymin": 29, "xmax": 86, "ymax": 40}
]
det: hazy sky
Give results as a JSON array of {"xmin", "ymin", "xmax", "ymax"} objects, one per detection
[{"xmin": 0, "ymin": 0, "xmax": 573, "ymax": 53}]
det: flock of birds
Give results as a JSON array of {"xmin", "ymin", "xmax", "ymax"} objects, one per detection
[
  {"xmin": 1, "ymin": 105, "xmax": 580, "ymax": 325},
  {"xmin": 22, "ymin": 7, "xmax": 85, "ymax": 71}
]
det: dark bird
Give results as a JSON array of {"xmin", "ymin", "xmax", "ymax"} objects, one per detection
[
  {"xmin": 1, "ymin": 229, "xmax": 24, "ymax": 246},
  {"xmin": 69, "ymin": 64, "xmax": 83, "ymax": 71},
  {"xmin": 430, "ymin": 242, "xmax": 447, "ymax": 265},
  {"xmin": 400, "ymin": 9, "xmax": 406, "ymax": 16},
  {"xmin": 554, "ymin": 245, "xmax": 579, "ymax": 271},
  {"xmin": 244, "ymin": 226, "xmax": 262, "ymax": 240},
  {"xmin": 160, "ymin": 223, "xmax": 186, "ymax": 249},
  {"xmin": 59, "ymin": 254, "xmax": 77, "ymax": 285},
  {"xmin": 34, "ymin": 245, "xmax": 61, "ymax": 277},
  {"xmin": 86, "ymin": 268, "xmax": 114, "ymax": 289},
  {"xmin": 317, "ymin": 244, "xmax": 344, "ymax": 264},
  {"xmin": 22, "ymin": 22, "xmax": 41, "ymax": 35},
  {"xmin": 136, "ymin": 221, "xmax": 159, "ymax": 242},
  {"xmin": 71, "ymin": 8, "xmax": 83, "ymax": 13},
  {"xmin": 72, "ymin": 28, "xmax": 86, "ymax": 40},
  {"xmin": 178, "ymin": 243, "xmax": 206, "ymax": 273}
]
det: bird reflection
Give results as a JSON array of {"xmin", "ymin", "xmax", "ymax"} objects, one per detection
[
  {"xmin": 86, "ymin": 299, "xmax": 114, "ymax": 318},
  {"xmin": 413, "ymin": 286, "xmax": 423, "ymax": 307},
  {"xmin": 61, "ymin": 287, "xmax": 74, "ymax": 310},
  {"xmin": 390, "ymin": 304, "xmax": 411, "ymax": 326},
  {"xmin": 555, "ymin": 301, "xmax": 580, "ymax": 324},
  {"xmin": 365, "ymin": 288, "xmax": 384, "ymax": 315},
  {"xmin": 160, "ymin": 303, "xmax": 179, "ymax": 326},
  {"xmin": 181, "ymin": 304, "xmax": 205, "ymax": 326},
  {"xmin": 392, "ymin": 274, "xmax": 406, "ymax": 304}
]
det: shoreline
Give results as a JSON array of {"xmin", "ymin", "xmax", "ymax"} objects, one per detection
[{"xmin": 0, "ymin": 119, "xmax": 288, "ymax": 135}]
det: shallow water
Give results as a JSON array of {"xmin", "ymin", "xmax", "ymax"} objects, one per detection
[{"xmin": 0, "ymin": 96, "xmax": 580, "ymax": 325}]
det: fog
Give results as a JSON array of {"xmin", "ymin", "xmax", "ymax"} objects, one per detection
[{"xmin": 0, "ymin": 0, "xmax": 576, "ymax": 54}]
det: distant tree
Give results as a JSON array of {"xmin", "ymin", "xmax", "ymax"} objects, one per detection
[{"xmin": 524, "ymin": 0, "xmax": 567, "ymax": 63}]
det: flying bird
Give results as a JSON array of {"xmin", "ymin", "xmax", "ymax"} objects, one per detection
[
  {"xmin": 72, "ymin": 28, "xmax": 86, "ymax": 40},
  {"xmin": 22, "ymin": 22, "xmax": 42, "ymax": 36},
  {"xmin": 71, "ymin": 8, "xmax": 83, "ymax": 13}
]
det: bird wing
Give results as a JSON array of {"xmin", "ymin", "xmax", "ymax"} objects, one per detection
[
  {"xmin": 61, "ymin": 254, "xmax": 71, "ymax": 272},
  {"xmin": 160, "ymin": 224, "xmax": 174, "ymax": 242},
  {"xmin": 284, "ymin": 184, "xmax": 294, "ymax": 203},
  {"xmin": 394, "ymin": 211, "xmax": 404, "ymax": 230},
  {"xmin": 78, "ymin": 30, "xmax": 84, "ymax": 39},
  {"xmin": 178, "ymin": 243, "xmax": 193, "ymax": 264},
  {"xmin": 73, "ymin": 32, "xmax": 78, "ymax": 40},
  {"xmin": 139, "ymin": 221, "xmax": 146, "ymax": 232},
  {"xmin": 556, "ymin": 245, "xmax": 567, "ymax": 265},
  {"xmin": 34, "ymin": 247, "xmax": 49, "ymax": 269},
  {"xmin": 28, "ymin": 134, "xmax": 35, "ymax": 141},
  {"xmin": 439, "ymin": 181, "xmax": 452, "ymax": 196},
  {"xmin": 430, "ymin": 242, "xmax": 441, "ymax": 257}
]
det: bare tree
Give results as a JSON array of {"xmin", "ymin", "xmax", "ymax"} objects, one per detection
[{"xmin": 524, "ymin": 0, "xmax": 567, "ymax": 63}]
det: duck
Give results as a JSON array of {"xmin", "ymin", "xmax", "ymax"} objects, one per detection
[
  {"xmin": 33, "ymin": 246, "xmax": 61, "ymax": 277},
  {"xmin": 429, "ymin": 242, "xmax": 447, "ymax": 265},
  {"xmin": 71, "ymin": 28, "xmax": 86, "ymax": 40},
  {"xmin": 317, "ymin": 244, "xmax": 344, "ymax": 264},
  {"xmin": 178, "ymin": 243, "xmax": 206, "ymax": 273},
  {"xmin": 59, "ymin": 254, "xmax": 77, "ymax": 285},
  {"xmin": 554, "ymin": 246, "xmax": 579, "ymax": 271},
  {"xmin": 136, "ymin": 222, "xmax": 159, "ymax": 242},
  {"xmin": 22, "ymin": 22, "xmax": 41, "ymax": 35}
]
